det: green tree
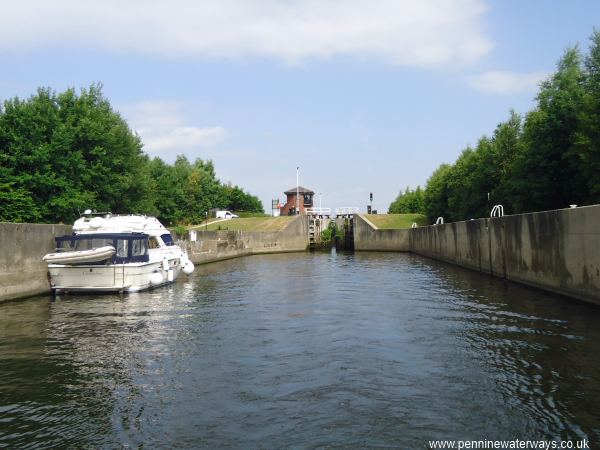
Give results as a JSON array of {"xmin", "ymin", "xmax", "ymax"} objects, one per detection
[
  {"xmin": 409, "ymin": 32, "xmax": 600, "ymax": 222},
  {"xmin": 490, "ymin": 111, "xmax": 523, "ymax": 212},
  {"xmin": 0, "ymin": 84, "xmax": 265, "ymax": 225},
  {"xmin": 423, "ymin": 163, "xmax": 453, "ymax": 222},
  {"xmin": 446, "ymin": 141, "xmax": 495, "ymax": 221},
  {"xmin": 0, "ymin": 84, "xmax": 154, "ymax": 222},
  {"xmin": 388, "ymin": 186, "xmax": 425, "ymax": 214},
  {"xmin": 0, "ymin": 182, "xmax": 41, "ymax": 222},
  {"xmin": 575, "ymin": 30, "xmax": 600, "ymax": 202},
  {"xmin": 390, "ymin": 116, "xmax": 521, "ymax": 223},
  {"xmin": 148, "ymin": 155, "xmax": 263, "ymax": 224},
  {"xmin": 508, "ymin": 47, "xmax": 586, "ymax": 212},
  {"xmin": 148, "ymin": 156, "xmax": 187, "ymax": 225},
  {"xmin": 184, "ymin": 159, "xmax": 222, "ymax": 222},
  {"xmin": 222, "ymin": 184, "xmax": 263, "ymax": 212}
]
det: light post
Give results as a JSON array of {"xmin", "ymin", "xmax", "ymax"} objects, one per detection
[
  {"xmin": 296, "ymin": 166, "xmax": 300, "ymax": 215},
  {"xmin": 319, "ymin": 192, "xmax": 322, "ymax": 210}
]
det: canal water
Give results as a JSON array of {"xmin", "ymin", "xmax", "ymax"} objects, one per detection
[{"xmin": 1, "ymin": 251, "xmax": 600, "ymax": 449}]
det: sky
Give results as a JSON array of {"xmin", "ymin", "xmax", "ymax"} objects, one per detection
[{"xmin": 1, "ymin": 0, "xmax": 599, "ymax": 213}]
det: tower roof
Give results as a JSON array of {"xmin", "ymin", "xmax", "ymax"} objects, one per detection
[{"xmin": 284, "ymin": 186, "xmax": 314, "ymax": 195}]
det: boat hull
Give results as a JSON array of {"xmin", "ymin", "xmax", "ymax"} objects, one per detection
[{"xmin": 48, "ymin": 259, "xmax": 183, "ymax": 293}]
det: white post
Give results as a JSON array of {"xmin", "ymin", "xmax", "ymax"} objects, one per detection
[{"xmin": 296, "ymin": 166, "xmax": 300, "ymax": 215}]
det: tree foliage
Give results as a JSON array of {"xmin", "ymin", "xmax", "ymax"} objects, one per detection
[
  {"xmin": 388, "ymin": 186, "xmax": 425, "ymax": 214},
  {"xmin": 390, "ymin": 31, "xmax": 600, "ymax": 223},
  {"xmin": 508, "ymin": 47, "xmax": 586, "ymax": 212},
  {"xmin": 423, "ymin": 164, "xmax": 453, "ymax": 221},
  {"xmin": 0, "ymin": 85, "xmax": 263, "ymax": 224},
  {"xmin": 575, "ymin": 30, "xmax": 600, "ymax": 202},
  {"xmin": 148, "ymin": 155, "xmax": 263, "ymax": 225}
]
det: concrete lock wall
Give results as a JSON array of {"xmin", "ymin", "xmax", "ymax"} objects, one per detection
[
  {"xmin": 355, "ymin": 206, "xmax": 600, "ymax": 306},
  {"xmin": 497, "ymin": 206, "xmax": 600, "ymax": 305},
  {"xmin": 183, "ymin": 230, "xmax": 253, "ymax": 264},
  {"xmin": 409, "ymin": 218, "xmax": 492, "ymax": 274},
  {"xmin": 0, "ymin": 223, "xmax": 72, "ymax": 302},
  {"xmin": 353, "ymin": 214, "xmax": 410, "ymax": 251},
  {"xmin": 183, "ymin": 215, "xmax": 309, "ymax": 264}
]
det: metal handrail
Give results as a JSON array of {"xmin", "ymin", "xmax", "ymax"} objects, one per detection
[
  {"xmin": 305, "ymin": 207, "xmax": 332, "ymax": 215},
  {"xmin": 490, "ymin": 204, "xmax": 504, "ymax": 218},
  {"xmin": 335, "ymin": 207, "xmax": 359, "ymax": 216},
  {"xmin": 435, "ymin": 217, "xmax": 444, "ymax": 225},
  {"xmin": 411, "ymin": 222, "xmax": 418, "ymax": 228}
]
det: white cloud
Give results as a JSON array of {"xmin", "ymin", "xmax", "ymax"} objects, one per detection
[
  {"xmin": 468, "ymin": 70, "xmax": 548, "ymax": 94},
  {"xmin": 145, "ymin": 126, "xmax": 226, "ymax": 152},
  {"xmin": 0, "ymin": 0, "xmax": 492, "ymax": 67},
  {"xmin": 120, "ymin": 101, "xmax": 226, "ymax": 155}
]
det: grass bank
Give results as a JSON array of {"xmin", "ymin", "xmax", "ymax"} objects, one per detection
[
  {"xmin": 365, "ymin": 214, "xmax": 429, "ymax": 229},
  {"xmin": 192, "ymin": 216, "xmax": 296, "ymax": 232}
]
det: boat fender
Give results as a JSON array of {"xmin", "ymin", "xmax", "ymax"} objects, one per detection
[
  {"xmin": 162, "ymin": 259, "xmax": 170, "ymax": 271},
  {"xmin": 180, "ymin": 253, "xmax": 189, "ymax": 266},
  {"xmin": 182, "ymin": 261, "xmax": 195, "ymax": 275},
  {"xmin": 150, "ymin": 272, "xmax": 164, "ymax": 286}
]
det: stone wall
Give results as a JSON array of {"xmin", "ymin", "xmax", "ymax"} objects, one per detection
[{"xmin": 0, "ymin": 223, "xmax": 72, "ymax": 302}]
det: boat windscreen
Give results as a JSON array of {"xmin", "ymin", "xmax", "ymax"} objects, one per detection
[
  {"xmin": 115, "ymin": 237, "xmax": 148, "ymax": 263},
  {"xmin": 161, "ymin": 233, "xmax": 175, "ymax": 246}
]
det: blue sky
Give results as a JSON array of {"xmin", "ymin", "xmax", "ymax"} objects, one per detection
[{"xmin": 1, "ymin": 0, "xmax": 599, "ymax": 213}]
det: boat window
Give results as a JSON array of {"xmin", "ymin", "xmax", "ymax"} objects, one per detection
[
  {"xmin": 74, "ymin": 238, "xmax": 114, "ymax": 251},
  {"xmin": 53, "ymin": 233, "xmax": 150, "ymax": 263},
  {"xmin": 116, "ymin": 240, "xmax": 128, "ymax": 257},
  {"xmin": 161, "ymin": 233, "xmax": 175, "ymax": 246},
  {"xmin": 148, "ymin": 237, "xmax": 160, "ymax": 249},
  {"xmin": 132, "ymin": 239, "xmax": 148, "ymax": 256},
  {"xmin": 56, "ymin": 239, "xmax": 75, "ymax": 251}
]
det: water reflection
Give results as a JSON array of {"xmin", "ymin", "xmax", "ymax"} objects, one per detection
[
  {"xmin": 384, "ymin": 253, "xmax": 600, "ymax": 444},
  {"xmin": 1, "ymin": 251, "xmax": 599, "ymax": 448}
]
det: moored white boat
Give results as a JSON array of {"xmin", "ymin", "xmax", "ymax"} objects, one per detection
[{"xmin": 43, "ymin": 211, "xmax": 195, "ymax": 293}]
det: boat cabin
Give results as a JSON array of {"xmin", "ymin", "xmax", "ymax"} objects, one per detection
[{"xmin": 54, "ymin": 232, "xmax": 173, "ymax": 264}]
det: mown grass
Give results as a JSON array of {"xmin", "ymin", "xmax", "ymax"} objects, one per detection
[
  {"xmin": 364, "ymin": 213, "xmax": 429, "ymax": 229},
  {"xmin": 236, "ymin": 211, "xmax": 270, "ymax": 218},
  {"xmin": 192, "ymin": 216, "xmax": 296, "ymax": 232}
]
